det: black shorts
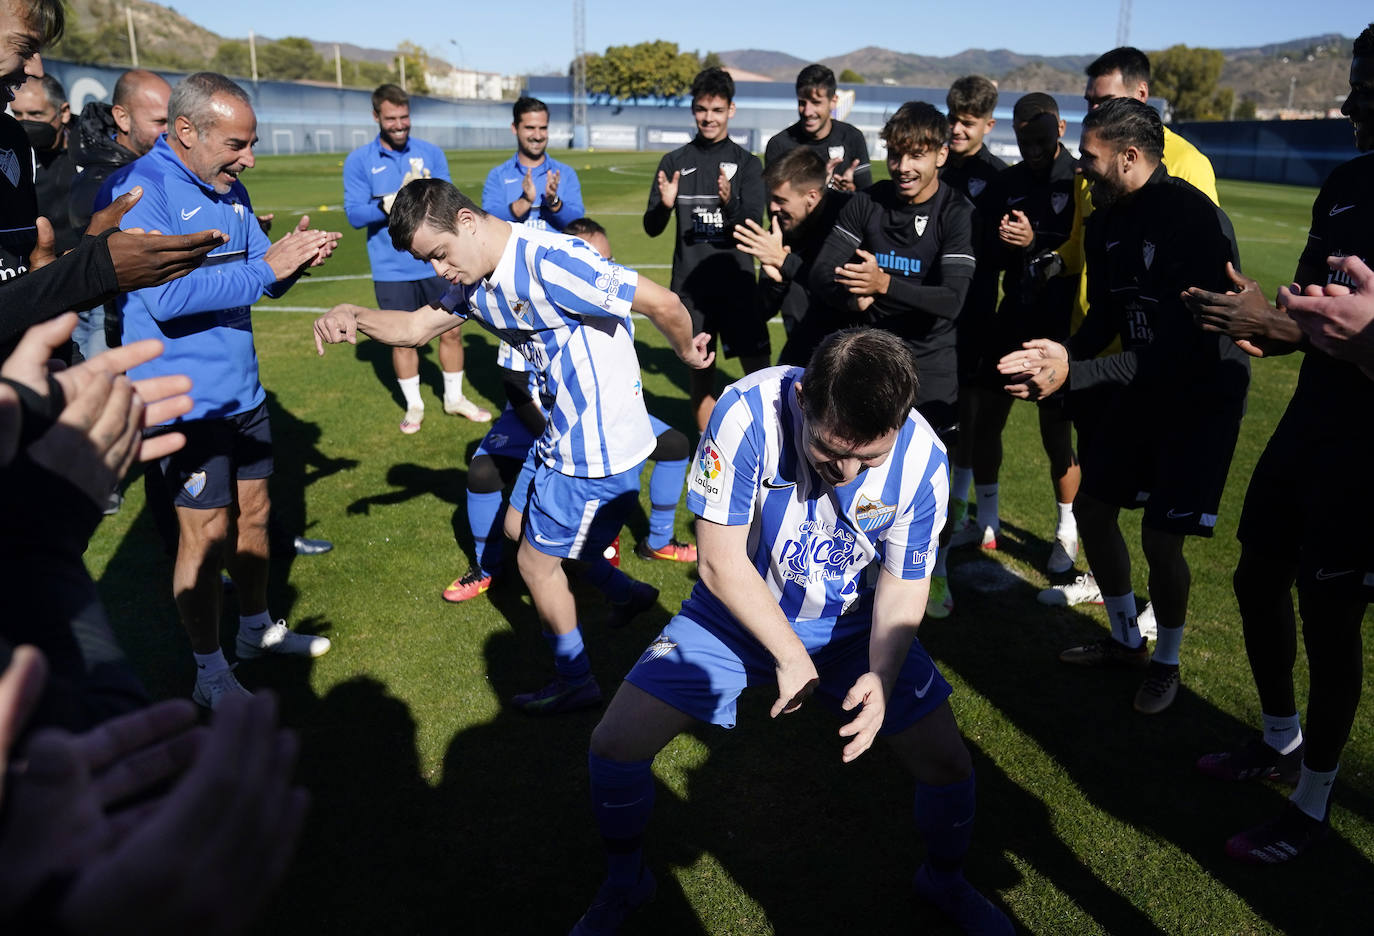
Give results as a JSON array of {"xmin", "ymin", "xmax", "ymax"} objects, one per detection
[
  {"xmin": 1074, "ymin": 389, "xmax": 1241, "ymax": 538},
  {"xmin": 374, "ymin": 276, "xmax": 449, "ymax": 313},
  {"xmin": 1237, "ymin": 403, "xmax": 1374, "ymax": 601},
  {"xmin": 154, "ymin": 402, "xmax": 274, "ymax": 510},
  {"xmin": 678, "ymin": 260, "xmax": 770, "ymax": 360}
]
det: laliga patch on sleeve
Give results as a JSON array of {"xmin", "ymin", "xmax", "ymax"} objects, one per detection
[{"xmin": 691, "ymin": 439, "xmax": 727, "ymax": 505}]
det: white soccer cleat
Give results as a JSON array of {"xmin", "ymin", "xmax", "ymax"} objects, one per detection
[
  {"xmin": 1136, "ymin": 601, "xmax": 1157, "ymax": 639},
  {"xmin": 400, "ymin": 406, "xmax": 424, "ymax": 434},
  {"xmin": 443, "ymin": 395, "xmax": 492, "ymax": 422},
  {"xmin": 1037, "ymin": 571, "xmax": 1103, "ymax": 607},
  {"xmin": 236, "ymin": 620, "xmax": 332, "ymax": 659},
  {"xmin": 1047, "ymin": 533, "xmax": 1079, "ymax": 574},
  {"xmin": 192, "ymin": 666, "xmax": 252, "ymax": 709}
]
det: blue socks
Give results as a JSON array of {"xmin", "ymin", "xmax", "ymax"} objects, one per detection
[
  {"xmin": 467, "ymin": 489, "xmax": 506, "ymax": 575},
  {"xmin": 915, "ymin": 772, "xmax": 976, "ymax": 883},
  {"xmin": 583, "ymin": 557, "xmax": 634, "ymax": 604},
  {"xmin": 647, "ymin": 458, "xmax": 688, "ymax": 550},
  {"xmin": 589, "ymin": 752, "xmax": 656, "ymax": 887},
  {"xmin": 545, "ymin": 627, "xmax": 591, "ymax": 682}
]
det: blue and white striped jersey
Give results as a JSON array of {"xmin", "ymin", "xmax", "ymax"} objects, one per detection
[
  {"xmin": 683, "ymin": 366, "xmax": 948, "ymax": 646},
  {"xmin": 439, "ymin": 226, "xmax": 654, "ymax": 477}
]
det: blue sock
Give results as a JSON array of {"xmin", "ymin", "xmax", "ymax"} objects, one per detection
[
  {"xmin": 545, "ymin": 627, "xmax": 591, "ymax": 682},
  {"xmin": 589, "ymin": 752, "xmax": 656, "ymax": 887},
  {"xmin": 467, "ymin": 489, "xmax": 506, "ymax": 575},
  {"xmin": 647, "ymin": 458, "xmax": 688, "ymax": 550},
  {"xmin": 915, "ymin": 772, "xmax": 976, "ymax": 883},
  {"xmin": 583, "ymin": 557, "xmax": 633, "ymax": 603}
]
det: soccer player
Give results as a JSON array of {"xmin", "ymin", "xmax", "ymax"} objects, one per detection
[
  {"xmin": 732, "ymin": 147, "xmax": 850, "ymax": 366},
  {"xmin": 764, "ymin": 63, "xmax": 872, "ymax": 192},
  {"xmin": 644, "ymin": 66, "xmax": 766, "ymax": 431},
  {"xmin": 954, "ymin": 93, "xmax": 1080, "ymax": 573},
  {"xmin": 482, "ymin": 96, "xmax": 584, "ymax": 232},
  {"xmin": 344, "ymin": 83, "xmax": 488, "ymax": 433},
  {"xmin": 939, "ymin": 76, "xmax": 1007, "ymax": 539},
  {"xmin": 107, "ymin": 72, "xmax": 340, "ymax": 708},
  {"xmin": 1182, "ymin": 24, "xmax": 1374, "ymax": 861},
  {"xmin": 998, "ymin": 98, "xmax": 1248, "ymax": 715},
  {"xmin": 810, "ymin": 101, "xmax": 975, "ymax": 619},
  {"xmin": 313, "ymin": 181, "xmax": 712, "ymax": 714},
  {"xmin": 570, "ymin": 328, "xmax": 1011, "ymax": 936}
]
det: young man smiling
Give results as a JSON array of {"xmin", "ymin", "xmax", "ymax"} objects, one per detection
[
  {"xmin": 482, "ymin": 96, "xmax": 584, "ymax": 232},
  {"xmin": 764, "ymin": 63, "xmax": 872, "ymax": 192}
]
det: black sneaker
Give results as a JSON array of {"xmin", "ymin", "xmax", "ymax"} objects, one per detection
[{"xmin": 1197, "ymin": 736, "xmax": 1303, "ymax": 784}]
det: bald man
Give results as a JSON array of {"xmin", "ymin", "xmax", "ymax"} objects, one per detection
[{"xmin": 69, "ymin": 68, "xmax": 170, "ymax": 231}]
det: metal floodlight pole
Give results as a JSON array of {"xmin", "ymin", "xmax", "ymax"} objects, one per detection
[
  {"xmin": 125, "ymin": 7, "xmax": 138, "ymax": 67},
  {"xmin": 572, "ymin": 0, "xmax": 588, "ymax": 149},
  {"xmin": 1116, "ymin": 0, "xmax": 1132, "ymax": 47},
  {"xmin": 399, "ymin": 55, "xmax": 407, "ymax": 92},
  {"xmin": 249, "ymin": 30, "xmax": 259, "ymax": 82},
  {"xmin": 335, "ymin": 43, "xmax": 343, "ymax": 88}
]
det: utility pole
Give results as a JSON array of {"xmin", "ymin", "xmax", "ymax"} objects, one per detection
[
  {"xmin": 249, "ymin": 30, "xmax": 258, "ymax": 82},
  {"xmin": 335, "ymin": 43, "xmax": 342, "ymax": 88},
  {"xmin": 125, "ymin": 7, "xmax": 138, "ymax": 67},
  {"xmin": 1287, "ymin": 75, "xmax": 1297, "ymax": 110},
  {"xmin": 572, "ymin": 0, "xmax": 588, "ymax": 149},
  {"xmin": 399, "ymin": 55, "xmax": 407, "ymax": 92}
]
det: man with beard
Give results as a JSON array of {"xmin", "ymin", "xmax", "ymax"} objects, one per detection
[{"xmin": 483, "ymin": 96, "xmax": 584, "ymax": 232}]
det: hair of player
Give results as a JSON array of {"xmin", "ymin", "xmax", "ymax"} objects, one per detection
[
  {"xmin": 389, "ymin": 178, "xmax": 487, "ymax": 253},
  {"xmin": 1085, "ymin": 46, "xmax": 1151, "ymax": 88},
  {"xmin": 946, "ymin": 75, "xmax": 998, "ymax": 119},
  {"xmin": 371, "ymin": 83, "xmax": 408, "ymax": 113},
  {"xmin": 795, "ymin": 63, "xmax": 837, "ymax": 99},
  {"xmin": 802, "ymin": 328, "xmax": 919, "ymax": 440},
  {"xmin": 512, "ymin": 96, "xmax": 548, "ymax": 123},
  {"xmin": 32, "ymin": 73, "xmax": 65, "ymax": 109},
  {"xmin": 1012, "ymin": 92, "xmax": 1059, "ymax": 124},
  {"xmin": 881, "ymin": 101, "xmax": 951, "ymax": 156},
  {"xmin": 691, "ymin": 67, "xmax": 735, "ymax": 104},
  {"xmin": 169, "ymin": 73, "xmax": 252, "ymax": 136},
  {"xmin": 16, "ymin": 0, "xmax": 64, "ymax": 46},
  {"xmin": 763, "ymin": 146, "xmax": 828, "ymax": 194},
  {"xmin": 563, "ymin": 216, "xmax": 606, "ymax": 239},
  {"xmin": 112, "ymin": 69, "xmax": 166, "ymax": 109},
  {"xmin": 1081, "ymin": 97, "xmax": 1163, "ymax": 161},
  {"xmin": 1355, "ymin": 24, "xmax": 1374, "ymax": 58}
]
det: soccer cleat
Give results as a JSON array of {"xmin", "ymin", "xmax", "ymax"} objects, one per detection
[
  {"xmin": 925, "ymin": 575, "xmax": 954, "ymax": 620},
  {"xmin": 634, "ymin": 538, "xmax": 698, "ymax": 562},
  {"xmin": 1136, "ymin": 601, "xmax": 1157, "ymax": 639},
  {"xmin": 103, "ymin": 490, "xmax": 124, "ymax": 516},
  {"xmin": 569, "ymin": 865, "xmax": 657, "ymax": 936},
  {"xmin": 949, "ymin": 519, "xmax": 996, "ymax": 550},
  {"xmin": 1225, "ymin": 803, "xmax": 1328, "ymax": 865},
  {"xmin": 1058, "ymin": 636, "xmax": 1149, "ymax": 668},
  {"xmin": 236, "ymin": 620, "xmax": 332, "ymax": 659},
  {"xmin": 1046, "ymin": 533, "xmax": 1078, "ymax": 574},
  {"xmin": 1133, "ymin": 661, "xmax": 1181, "ymax": 714},
  {"xmin": 192, "ymin": 665, "xmax": 252, "ymax": 709},
  {"xmin": 293, "ymin": 535, "xmax": 334, "ymax": 556},
  {"xmin": 513, "ymin": 675, "xmax": 603, "ymax": 715},
  {"xmin": 913, "ymin": 865, "xmax": 1014, "ymax": 936},
  {"xmin": 1197, "ymin": 737, "xmax": 1304, "ymax": 785},
  {"xmin": 442, "ymin": 568, "xmax": 493, "ymax": 603},
  {"xmin": 400, "ymin": 406, "xmax": 425, "ymax": 434},
  {"xmin": 608, "ymin": 580, "xmax": 659, "ymax": 629},
  {"xmin": 443, "ymin": 395, "xmax": 492, "ymax": 422},
  {"xmin": 1037, "ymin": 572, "xmax": 1103, "ymax": 607}
]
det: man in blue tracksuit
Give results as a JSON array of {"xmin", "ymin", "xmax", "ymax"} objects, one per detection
[
  {"xmin": 344, "ymin": 83, "xmax": 488, "ymax": 432},
  {"xmin": 105, "ymin": 72, "xmax": 340, "ymax": 708},
  {"xmin": 481, "ymin": 96, "xmax": 584, "ymax": 232}
]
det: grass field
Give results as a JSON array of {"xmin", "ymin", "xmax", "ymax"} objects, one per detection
[{"xmin": 85, "ymin": 149, "xmax": 1373, "ymax": 934}]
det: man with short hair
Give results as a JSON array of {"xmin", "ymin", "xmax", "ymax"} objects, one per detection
[
  {"xmin": 644, "ymin": 67, "xmax": 766, "ymax": 430},
  {"xmin": 106, "ymin": 72, "xmax": 341, "ymax": 708},
  {"xmin": 12, "ymin": 74, "xmax": 75, "ymax": 252},
  {"xmin": 570, "ymin": 328, "xmax": 1011, "ymax": 936},
  {"xmin": 765, "ymin": 63, "xmax": 871, "ymax": 192},
  {"xmin": 482, "ymin": 96, "xmax": 584, "ymax": 232},
  {"xmin": 69, "ymin": 68, "xmax": 171, "ymax": 232},
  {"xmin": 733, "ymin": 146, "xmax": 849, "ymax": 365},
  {"xmin": 344, "ymin": 83, "xmax": 487, "ymax": 433},
  {"xmin": 314, "ymin": 180, "xmax": 713, "ymax": 714},
  {"xmin": 998, "ymin": 98, "xmax": 1248, "ymax": 715}
]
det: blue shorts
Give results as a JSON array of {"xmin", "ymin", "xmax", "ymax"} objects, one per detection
[
  {"xmin": 519, "ymin": 451, "xmax": 641, "ymax": 559},
  {"xmin": 626, "ymin": 611, "xmax": 952, "ymax": 732},
  {"xmin": 156, "ymin": 402, "xmax": 273, "ymax": 510},
  {"xmin": 475, "ymin": 406, "xmax": 539, "ymax": 463},
  {"xmin": 373, "ymin": 276, "xmax": 448, "ymax": 312}
]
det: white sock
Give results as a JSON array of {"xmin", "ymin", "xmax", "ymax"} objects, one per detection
[
  {"xmin": 1290, "ymin": 764, "xmax": 1338, "ymax": 821},
  {"xmin": 951, "ymin": 465, "xmax": 973, "ymax": 504},
  {"xmin": 974, "ymin": 483, "xmax": 999, "ymax": 533},
  {"xmin": 239, "ymin": 610, "xmax": 274, "ymax": 638},
  {"xmin": 443, "ymin": 370, "xmax": 465, "ymax": 402},
  {"xmin": 1056, "ymin": 502, "xmax": 1076, "ymax": 538},
  {"xmin": 1103, "ymin": 592, "xmax": 1142, "ymax": 648},
  {"xmin": 193, "ymin": 648, "xmax": 229, "ymax": 678},
  {"xmin": 1151, "ymin": 625, "xmax": 1184, "ymax": 665},
  {"xmin": 398, "ymin": 374, "xmax": 423, "ymax": 410},
  {"xmin": 1262, "ymin": 712, "xmax": 1304, "ymax": 755}
]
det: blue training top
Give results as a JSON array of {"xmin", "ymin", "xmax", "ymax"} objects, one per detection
[
  {"xmin": 343, "ymin": 133, "xmax": 451, "ymax": 282},
  {"xmin": 481, "ymin": 152, "xmax": 584, "ymax": 232}
]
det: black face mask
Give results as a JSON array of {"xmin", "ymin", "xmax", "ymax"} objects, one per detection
[{"xmin": 20, "ymin": 119, "xmax": 58, "ymax": 152}]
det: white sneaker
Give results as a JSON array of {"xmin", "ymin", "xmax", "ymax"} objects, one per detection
[
  {"xmin": 236, "ymin": 620, "xmax": 332, "ymax": 659},
  {"xmin": 443, "ymin": 395, "xmax": 492, "ymax": 422},
  {"xmin": 400, "ymin": 406, "xmax": 424, "ymax": 434},
  {"xmin": 1136, "ymin": 601, "xmax": 1157, "ymax": 639},
  {"xmin": 192, "ymin": 666, "xmax": 252, "ymax": 709},
  {"xmin": 950, "ymin": 519, "xmax": 997, "ymax": 550},
  {"xmin": 1037, "ymin": 572, "xmax": 1103, "ymax": 606},
  {"xmin": 1047, "ymin": 532, "xmax": 1079, "ymax": 574}
]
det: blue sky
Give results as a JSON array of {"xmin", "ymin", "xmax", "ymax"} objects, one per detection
[{"xmin": 172, "ymin": 0, "xmax": 1369, "ymax": 76}]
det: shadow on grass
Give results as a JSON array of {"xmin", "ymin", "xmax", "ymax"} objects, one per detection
[{"xmin": 352, "ymin": 319, "xmax": 504, "ymax": 412}]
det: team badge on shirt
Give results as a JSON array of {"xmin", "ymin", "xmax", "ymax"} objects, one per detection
[
  {"xmin": 184, "ymin": 470, "xmax": 207, "ymax": 499},
  {"xmin": 692, "ymin": 440, "xmax": 726, "ymax": 504},
  {"xmin": 1142, "ymin": 240, "xmax": 1156, "ymax": 270},
  {"xmin": 719, "ymin": 161, "xmax": 738, "ymax": 181},
  {"xmin": 967, "ymin": 178, "xmax": 986, "ymax": 198},
  {"xmin": 0, "ymin": 148, "xmax": 18, "ymax": 188},
  {"xmin": 854, "ymin": 494, "xmax": 897, "ymax": 533},
  {"xmin": 913, "ymin": 215, "xmax": 929, "ymax": 237},
  {"xmin": 1051, "ymin": 192, "xmax": 1070, "ymax": 215}
]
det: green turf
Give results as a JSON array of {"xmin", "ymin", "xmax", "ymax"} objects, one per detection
[{"xmin": 84, "ymin": 151, "xmax": 1373, "ymax": 934}]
